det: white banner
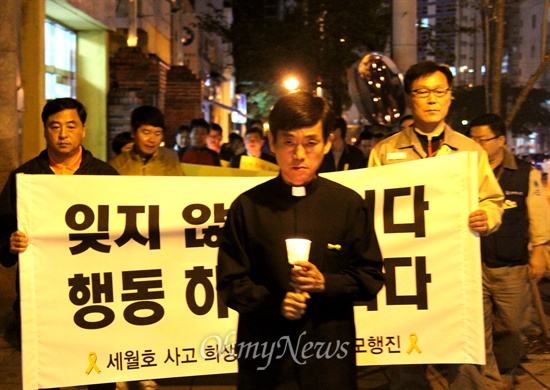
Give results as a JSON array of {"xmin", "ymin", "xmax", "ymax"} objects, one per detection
[{"xmin": 17, "ymin": 152, "xmax": 484, "ymax": 389}]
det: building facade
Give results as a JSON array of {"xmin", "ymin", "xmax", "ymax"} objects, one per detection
[
  {"xmin": 416, "ymin": 0, "xmax": 549, "ymax": 154},
  {"xmin": 0, "ymin": 0, "xmax": 235, "ymax": 185}
]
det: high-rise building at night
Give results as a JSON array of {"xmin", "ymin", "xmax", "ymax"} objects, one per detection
[{"xmin": 417, "ymin": 0, "xmax": 548, "ymax": 90}]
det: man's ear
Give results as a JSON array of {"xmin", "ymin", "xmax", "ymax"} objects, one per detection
[
  {"xmin": 405, "ymin": 94, "xmax": 412, "ymax": 110},
  {"xmin": 268, "ymin": 131, "xmax": 275, "ymax": 153},
  {"xmin": 323, "ymin": 133, "xmax": 334, "ymax": 155}
]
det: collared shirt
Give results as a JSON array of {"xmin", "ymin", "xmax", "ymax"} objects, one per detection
[
  {"xmin": 414, "ymin": 126, "xmax": 445, "ymax": 157},
  {"xmin": 48, "ymin": 147, "xmax": 83, "ymax": 175}
]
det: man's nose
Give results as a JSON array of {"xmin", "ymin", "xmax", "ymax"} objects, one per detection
[{"xmin": 294, "ymin": 143, "xmax": 306, "ymax": 159}]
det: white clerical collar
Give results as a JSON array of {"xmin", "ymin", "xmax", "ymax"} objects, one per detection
[{"xmin": 292, "ymin": 186, "xmax": 306, "ymax": 197}]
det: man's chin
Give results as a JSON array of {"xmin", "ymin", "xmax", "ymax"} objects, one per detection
[{"xmin": 282, "ymin": 172, "xmax": 316, "ymax": 187}]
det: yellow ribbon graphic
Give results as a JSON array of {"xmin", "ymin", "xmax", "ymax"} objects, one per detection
[
  {"xmin": 327, "ymin": 243, "xmax": 341, "ymax": 250},
  {"xmin": 406, "ymin": 333, "xmax": 422, "ymax": 354},
  {"xmin": 85, "ymin": 352, "xmax": 101, "ymax": 375}
]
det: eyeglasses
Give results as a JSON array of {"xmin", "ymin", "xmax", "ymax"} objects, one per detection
[
  {"xmin": 410, "ymin": 88, "xmax": 451, "ymax": 98},
  {"xmin": 471, "ymin": 136, "xmax": 500, "ymax": 144}
]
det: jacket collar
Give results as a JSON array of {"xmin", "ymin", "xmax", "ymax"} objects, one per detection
[
  {"xmin": 500, "ymin": 147, "xmax": 518, "ymax": 171},
  {"xmin": 394, "ymin": 124, "xmax": 460, "ymax": 156},
  {"xmin": 128, "ymin": 148, "xmax": 159, "ymax": 163}
]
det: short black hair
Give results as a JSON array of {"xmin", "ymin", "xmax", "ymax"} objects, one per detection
[
  {"xmin": 41, "ymin": 98, "xmax": 87, "ymax": 125},
  {"xmin": 131, "ymin": 105, "xmax": 165, "ymax": 132},
  {"xmin": 210, "ymin": 123, "xmax": 222, "ymax": 134},
  {"xmin": 268, "ymin": 91, "xmax": 334, "ymax": 142},
  {"xmin": 229, "ymin": 132, "xmax": 243, "ymax": 142},
  {"xmin": 404, "ymin": 61, "xmax": 453, "ymax": 94},
  {"xmin": 189, "ymin": 118, "xmax": 210, "ymax": 131},
  {"xmin": 333, "ymin": 117, "xmax": 348, "ymax": 139},
  {"xmin": 245, "ymin": 127, "xmax": 263, "ymax": 138},
  {"xmin": 111, "ymin": 131, "xmax": 133, "ymax": 155},
  {"xmin": 469, "ymin": 113, "xmax": 506, "ymax": 138},
  {"xmin": 176, "ymin": 125, "xmax": 190, "ymax": 134},
  {"xmin": 249, "ymin": 119, "xmax": 264, "ymax": 129},
  {"xmin": 358, "ymin": 129, "xmax": 374, "ymax": 141}
]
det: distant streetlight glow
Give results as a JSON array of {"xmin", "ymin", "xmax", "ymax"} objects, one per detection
[
  {"xmin": 284, "ymin": 77, "xmax": 299, "ymax": 92},
  {"xmin": 127, "ymin": 0, "xmax": 138, "ymax": 47}
]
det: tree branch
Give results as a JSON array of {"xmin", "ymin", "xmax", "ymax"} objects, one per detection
[{"xmin": 505, "ymin": 55, "xmax": 550, "ymax": 127}]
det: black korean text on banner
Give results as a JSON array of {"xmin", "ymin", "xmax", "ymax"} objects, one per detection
[
  {"xmin": 65, "ymin": 204, "xmax": 160, "ymax": 255},
  {"xmin": 108, "ymin": 349, "xmax": 158, "ymax": 371},
  {"xmin": 185, "ymin": 266, "xmax": 229, "ymax": 319},
  {"xmin": 182, "ymin": 203, "xmax": 231, "ymax": 319},
  {"xmin": 182, "ymin": 203, "xmax": 228, "ymax": 248},
  {"xmin": 364, "ymin": 186, "xmax": 432, "ymax": 311},
  {"xmin": 122, "ymin": 269, "xmax": 165, "ymax": 325},
  {"xmin": 68, "ymin": 269, "xmax": 165, "ymax": 329},
  {"xmin": 66, "ymin": 204, "xmax": 110, "ymax": 254},
  {"xmin": 69, "ymin": 272, "xmax": 115, "ymax": 329},
  {"xmin": 356, "ymin": 335, "xmax": 401, "ymax": 355},
  {"xmin": 115, "ymin": 206, "xmax": 160, "ymax": 249},
  {"xmin": 383, "ymin": 186, "xmax": 429, "ymax": 237},
  {"xmin": 385, "ymin": 257, "xmax": 431, "ymax": 310}
]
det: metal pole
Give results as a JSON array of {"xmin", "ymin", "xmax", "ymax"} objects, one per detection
[{"xmin": 392, "ymin": 0, "xmax": 417, "ymax": 73}]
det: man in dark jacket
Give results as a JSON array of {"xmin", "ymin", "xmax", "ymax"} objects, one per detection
[
  {"xmin": 318, "ymin": 116, "xmax": 366, "ymax": 172},
  {"xmin": 179, "ymin": 118, "xmax": 221, "ymax": 166},
  {"xmin": 469, "ymin": 113, "xmax": 550, "ymax": 389},
  {"xmin": 0, "ymin": 97, "xmax": 117, "ymax": 390},
  {"xmin": 217, "ymin": 91, "xmax": 384, "ymax": 390},
  {"xmin": 229, "ymin": 127, "xmax": 277, "ymax": 168}
]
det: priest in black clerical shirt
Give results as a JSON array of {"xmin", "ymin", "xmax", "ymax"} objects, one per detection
[{"xmin": 217, "ymin": 91, "xmax": 384, "ymax": 390}]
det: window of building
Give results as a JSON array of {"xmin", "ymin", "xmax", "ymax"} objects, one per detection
[
  {"xmin": 45, "ymin": 20, "xmax": 77, "ymax": 99},
  {"xmin": 419, "ymin": 18, "xmax": 430, "ymax": 28},
  {"xmin": 532, "ymin": 14, "xmax": 536, "ymax": 29}
]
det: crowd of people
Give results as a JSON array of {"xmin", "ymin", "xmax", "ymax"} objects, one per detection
[{"xmin": 0, "ymin": 59, "xmax": 549, "ymax": 390}]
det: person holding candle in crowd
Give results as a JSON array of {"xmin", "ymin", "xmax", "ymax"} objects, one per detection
[{"xmin": 217, "ymin": 91, "xmax": 384, "ymax": 389}]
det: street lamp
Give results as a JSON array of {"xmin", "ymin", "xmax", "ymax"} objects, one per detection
[
  {"xmin": 127, "ymin": 0, "xmax": 138, "ymax": 47},
  {"xmin": 284, "ymin": 77, "xmax": 299, "ymax": 92}
]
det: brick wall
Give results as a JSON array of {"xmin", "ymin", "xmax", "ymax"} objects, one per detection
[
  {"xmin": 107, "ymin": 47, "xmax": 202, "ymax": 157},
  {"xmin": 107, "ymin": 46, "xmax": 167, "ymax": 158},
  {"xmin": 164, "ymin": 65, "xmax": 203, "ymax": 148}
]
